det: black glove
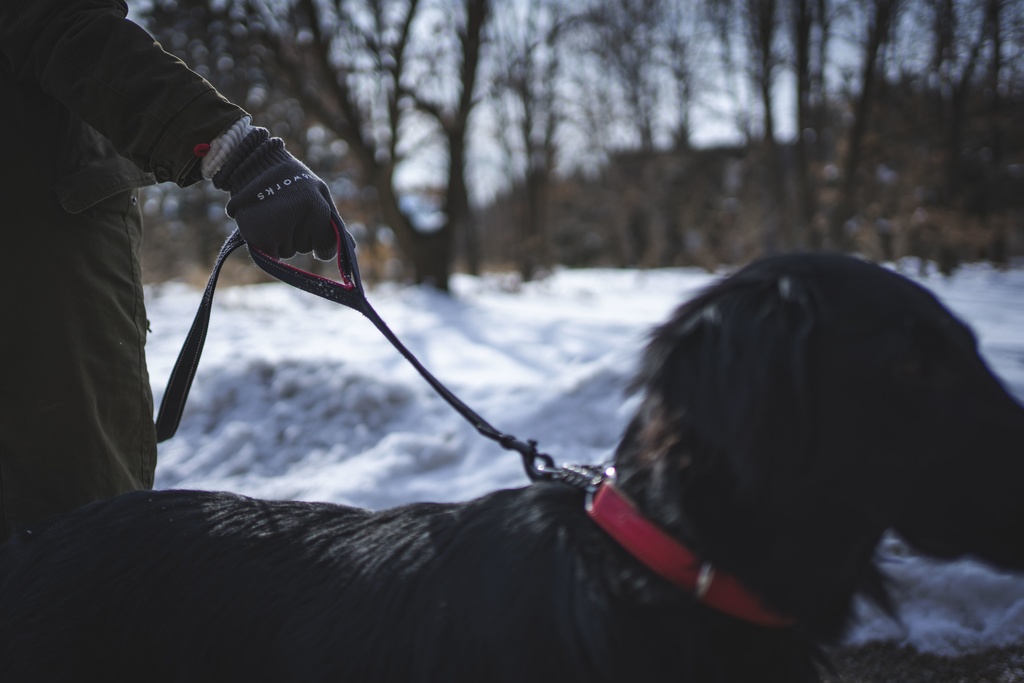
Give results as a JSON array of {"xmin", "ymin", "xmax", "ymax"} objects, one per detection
[{"xmin": 213, "ymin": 127, "xmax": 340, "ymax": 261}]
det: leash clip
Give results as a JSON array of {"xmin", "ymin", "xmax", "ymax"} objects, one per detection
[
  {"xmin": 583, "ymin": 466, "xmax": 616, "ymax": 510},
  {"xmin": 517, "ymin": 440, "xmax": 555, "ymax": 481}
]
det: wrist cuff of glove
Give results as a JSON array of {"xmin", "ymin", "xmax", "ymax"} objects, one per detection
[{"xmin": 202, "ymin": 116, "xmax": 254, "ymax": 179}]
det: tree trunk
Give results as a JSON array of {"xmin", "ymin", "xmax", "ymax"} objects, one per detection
[
  {"xmin": 447, "ymin": 131, "xmax": 475, "ymax": 284},
  {"xmin": 792, "ymin": 0, "xmax": 816, "ymax": 249},
  {"xmin": 520, "ymin": 165, "xmax": 549, "ymax": 281},
  {"xmin": 413, "ymin": 230, "xmax": 455, "ymax": 290},
  {"xmin": 831, "ymin": 0, "xmax": 900, "ymax": 249},
  {"xmin": 749, "ymin": 0, "xmax": 789, "ymax": 252},
  {"xmin": 434, "ymin": 0, "xmax": 488, "ymax": 284}
]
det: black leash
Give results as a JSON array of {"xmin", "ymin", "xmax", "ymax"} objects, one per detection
[{"xmin": 155, "ymin": 225, "xmax": 557, "ymax": 481}]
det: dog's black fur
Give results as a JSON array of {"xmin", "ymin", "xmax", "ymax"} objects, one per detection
[{"xmin": 2, "ymin": 253, "xmax": 1023, "ymax": 682}]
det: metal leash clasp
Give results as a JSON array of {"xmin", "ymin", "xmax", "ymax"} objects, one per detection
[
  {"xmin": 511, "ymin": 439, "xmax": 555, "ymax": 481},
  {"xmin": 579, "ymin": 466, "xmax": 615, "ymax": 509}
]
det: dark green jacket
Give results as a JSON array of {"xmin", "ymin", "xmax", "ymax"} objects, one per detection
[
  {"xmin": 0, "ymin": 0, "xmax": 245, "ymax": 213},
  {"xmin": 0, "ymin": 0, "xmax": 247, "ymax": 540}
]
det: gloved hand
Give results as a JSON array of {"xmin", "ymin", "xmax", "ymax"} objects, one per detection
[{"xmin": 212, "ymin": 127, "xmax": 340, "ymax": 261}]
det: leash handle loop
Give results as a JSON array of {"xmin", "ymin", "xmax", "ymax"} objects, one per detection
[
  {"xmin": 154, "ymin": 231, "xmax": 246, "ymax": 442},
  {"xmin": 155, "ymin": 225, "xmax": 553, "ymax": 482}
]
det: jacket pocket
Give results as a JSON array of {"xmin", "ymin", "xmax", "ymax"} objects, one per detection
[{"xmin": 52, "ymin": 120, "xmax": 154, "ymax": 214}]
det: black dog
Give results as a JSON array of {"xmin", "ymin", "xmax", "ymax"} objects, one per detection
[{"xmin": 2, "ymin": 253, "xmax": 1023, "ymax": 682}]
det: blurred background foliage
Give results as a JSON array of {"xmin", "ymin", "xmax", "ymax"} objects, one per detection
[{"xmin": 130, "ymin": 0, "xmax": 1024, "ymax": 289}]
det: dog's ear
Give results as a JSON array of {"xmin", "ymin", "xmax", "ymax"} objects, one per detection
[{"xmin": 630, "ymin": 270, "xmax": 818, "ymax": 499}]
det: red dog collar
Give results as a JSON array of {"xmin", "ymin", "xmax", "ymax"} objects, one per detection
[{"xmin": 586, "ymin": 479, "xmax": 793, "ymax": 627}]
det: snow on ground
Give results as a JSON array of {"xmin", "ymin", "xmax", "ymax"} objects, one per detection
[{"xmin": 145, "ymin": 257, "xmax": 1024, "ymax": 656}]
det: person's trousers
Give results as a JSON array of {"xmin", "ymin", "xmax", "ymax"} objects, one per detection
[{"xmin": 0, "ymin": 189, "xmax": 157, "ymax": 541}]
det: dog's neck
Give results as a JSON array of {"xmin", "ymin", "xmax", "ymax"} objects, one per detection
[
  {"xmin": 586, "ymin": 478, "xmax": 793, "ymax": 627},
  {"xmin": 612, "ymin": 447, "xmax": 888, "ymax": 642}
]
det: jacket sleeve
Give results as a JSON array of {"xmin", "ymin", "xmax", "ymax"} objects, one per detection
[{"xmin": 0, "ymin": 0, "xmax": 247, "ymax": 187}]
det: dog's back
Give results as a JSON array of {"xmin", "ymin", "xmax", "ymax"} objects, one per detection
[{"xmin": 1, "ymin": 485, "xmax": 766, "ymax": 682}]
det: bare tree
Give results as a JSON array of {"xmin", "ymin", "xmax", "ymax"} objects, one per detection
[
  {"xmin": 487, "ymin": 0, "xmax": 565, "ymax": 281},
  {"xmin": 788, "ymin": 0, "xmax": 833, "ymax": 247},
  {"xmin": 985, "ymin": 0, "xmax": 1006, "ymax": 169},
  {"xmin": 745, "ymin": 0, "xmax": 783, "ymax": 145},
  {"xmin": 704, "ymin": 0, "xmax": 757, "ymax": 143},
  {"xmin": 831, "ymin": 0, "xmax": 902, "ymax": 248},
  {"xmin": 741, "ymin": 0, "xmax": 793, "ymax": 252},
  {"xmin": 283, "ymin": 0, "xmax": 491, "ymax": 289},
  {"xmin": 922, "ymin": 0, "xmax": 998, "ymax": 196},
  {"xmin": 581, "ymin": 0, "xmax": 665, "ymax": 152},
  {"xmin": 408, "ymin": 0, "xmax": 490, "ymax": 277},
  {"xmin": 659, "ymin": 0, "xmax": 705, "ymax": 151},
  {"xmin": 146, "ymin": 0, "xmax": 490, "ymax": 290}
]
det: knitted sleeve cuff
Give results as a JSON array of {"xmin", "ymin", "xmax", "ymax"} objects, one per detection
[{"xmin": 202, "ymin": 116, "xmax": 255, "ymax": 179}]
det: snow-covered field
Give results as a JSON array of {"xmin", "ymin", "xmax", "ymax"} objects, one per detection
[{"xmin": 146, "ymin": 257, "xmax": 1024, "ymax": 656}]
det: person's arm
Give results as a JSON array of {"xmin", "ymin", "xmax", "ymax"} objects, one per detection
[
  {"xmin": 1, "ymin": 0, "xmax": 343, "ymax": 260},
  {"xmin": 0, "ymin": 0, "xmax": 245, "ymax": 187}
]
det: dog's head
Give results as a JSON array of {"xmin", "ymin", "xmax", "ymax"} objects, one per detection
[{"xmin": 615, "ymin": 252, "xmax": 1024, "ymax": 633}]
